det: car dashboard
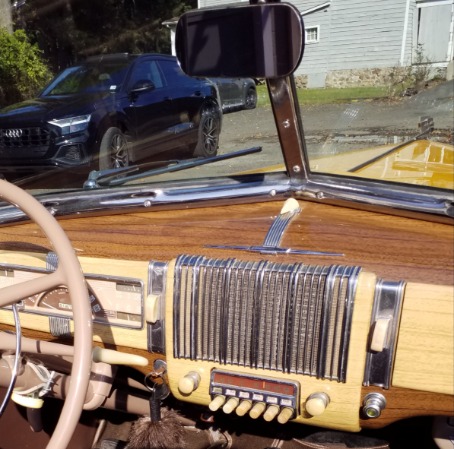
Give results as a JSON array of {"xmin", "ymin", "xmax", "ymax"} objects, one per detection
[{"xmin": 0, "ymin": 197, "xmax": 452, "ymax": 435}]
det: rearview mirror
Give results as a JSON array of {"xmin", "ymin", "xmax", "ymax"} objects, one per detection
[{"xmin": 175, "ymin": 3, "xmax": 304, "ymax": 79}]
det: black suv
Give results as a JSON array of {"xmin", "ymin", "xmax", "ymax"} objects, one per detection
[{"xmin": 0, "ymin": 53, "xmax": 222, "ymax": 173}]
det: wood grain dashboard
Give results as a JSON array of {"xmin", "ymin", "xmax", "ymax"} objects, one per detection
[{"xmin": 0, "ymin": 199, "xmax": 452, "ymax": 431}]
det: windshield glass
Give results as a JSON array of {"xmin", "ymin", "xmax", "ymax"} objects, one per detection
[
  {"xmin": 41, "ymin": 61, "xmax": 132, "ymax": 96},
  {"xmin": 0, "ymin": 1, "xmax": 452, "ymax": 205}
]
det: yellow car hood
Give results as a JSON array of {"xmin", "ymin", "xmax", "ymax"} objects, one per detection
[{"xmin": 311, "ymin": 139, "xmax": 454, "ymax": 190}]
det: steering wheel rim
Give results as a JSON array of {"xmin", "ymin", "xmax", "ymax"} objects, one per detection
[{"xmin": 0, "ymin": 179, "xmax": 93, "ymax": 449}]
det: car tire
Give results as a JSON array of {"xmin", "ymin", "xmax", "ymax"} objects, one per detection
[
  {"xmin": 193, "ymin": 105, "xmax": 221, "ymax": 157},
  {"xmin": 98, "ymin": 127, "xmax": 130, "ymax": 170},
  {"xmin": 244, "ymin": 86, "xmax": 257, "ymax": 109}
]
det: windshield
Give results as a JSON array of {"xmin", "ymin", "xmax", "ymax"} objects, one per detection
[
  {"xmin": 41, "ymin": 61, "xmax": 132, "ymax": 96},
  {"xmin": 0, "ymin": 1, "xmax": 452, "ymax": 216}
]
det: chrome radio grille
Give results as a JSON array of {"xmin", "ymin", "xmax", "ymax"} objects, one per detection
[{"xmin": 173, "ymin": 256, "xmax": 361, "ymax": 382}]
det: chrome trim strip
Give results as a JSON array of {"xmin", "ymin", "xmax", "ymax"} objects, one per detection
[
  {"xmin": 147, "ymin": 261, "xmax": 168, "ymax": 354},
  {"xmin": 0, "ymin": 170, "xmax": 451, "ymax": 225},
  {"xmin": 0, "ymin": 173, "xmax": 291, "ymax": 225},
  {"xmin": 262, "ymin": 200, "xmax": 301, "ymax": 247},
  {"xmin": 49, "ymin": 316, "xmax": 71, "ymax": 337},
  {"xmin": 363, "ymin": 279, "xmax": 406, "ymax": 389},
  {"xmin": 298, "ymin": 174, "xmax": 453, "ymax": 222}
]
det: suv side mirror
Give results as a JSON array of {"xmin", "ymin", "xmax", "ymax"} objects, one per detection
[{"xmin": 176, "ymin": 3, "xmax": 304, "ymax": 79}]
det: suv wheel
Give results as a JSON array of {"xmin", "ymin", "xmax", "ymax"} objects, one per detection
[
  {"xmin": 98, "ymin": 127, "xmax": 130, "ymax": 170},
  {"xmin": 193, "ymin": 106, "xmax": 221, "ymax": 157},
  {"xmin": 244, "ymin": 87, "xmax": 257, "ymax": 109}
]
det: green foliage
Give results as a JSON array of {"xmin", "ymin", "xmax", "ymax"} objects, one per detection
[
  {"xmin": 386, "ymin": 44, "xmax": 440, "ymax": 98},
  {"xmin": 16, "ymin": 0, "xmax": 197, "ymax": 71},
  {"xmin": 0, "ymin": 28, "xmax": 51, "ymax": 106}
]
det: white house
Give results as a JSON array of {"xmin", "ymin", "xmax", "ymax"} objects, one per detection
[{"xmin": 167, "ymin": 0, "xmax": 454, "ymax": 87}]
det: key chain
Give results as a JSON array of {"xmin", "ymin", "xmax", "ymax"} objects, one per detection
[{"xmin": 126, "ymin": 370, "xmax": 185, "ymax": 449}]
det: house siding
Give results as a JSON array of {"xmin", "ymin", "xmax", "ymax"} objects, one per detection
[
  {"xmin": 328, "ymin": 0, "xmax": 411, "ymax": 69},
  {"xmin": 196, "ymin": 0, "xmax": 450, "ymax": 87}
]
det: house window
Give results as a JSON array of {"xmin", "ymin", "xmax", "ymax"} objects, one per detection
[{"xmin": 306, "ymin": 26, "xmax": 320, "ymax": 43}]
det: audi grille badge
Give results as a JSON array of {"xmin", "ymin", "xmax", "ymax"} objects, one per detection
[{"xmin": 3, "ymin": 129, "xmax": 23, "ymax": 138}]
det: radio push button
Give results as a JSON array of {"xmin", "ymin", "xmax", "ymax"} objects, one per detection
[
  {"xmin": 249, "ymin": 401, "xmax": 266, "ymax": 419},
  {"xmin": 277, "ymin": 407, "xmax": 294, "ymax": 424},
  {"xmin": 236, "ymin": 400, "xmax": 252, "ymax": 416},
  {"xmin": 223, "ymin": 397, "xmax": 240, "ymax": 414},
  {"xmin": 209, "ymin": 395, "xmax": 226, "ymax": 412},
  {"xmin": 263, "ymin": 405, "xmax": 280, "ymax": 422}
]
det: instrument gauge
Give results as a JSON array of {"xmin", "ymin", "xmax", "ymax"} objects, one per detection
[
  {"xmin": 0, "ymin": 263, "xmax": 143, "ymax": 329},
  {"xmin": 39, "ymin": 286, "xmax": 104, "ymax": 318}
]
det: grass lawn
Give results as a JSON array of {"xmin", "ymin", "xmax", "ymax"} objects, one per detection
[{"xmin": 256, "ymin": 84, "xmax": 388, "ymax": 107}]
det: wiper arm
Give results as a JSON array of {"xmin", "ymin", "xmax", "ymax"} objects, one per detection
[
  {"xmin": 83, "ymin": 147, "xmax": 262, "ymax": 189},
  {"xmin": 348, "ymin": 116, "xmax": 435, "ymax": 173}
]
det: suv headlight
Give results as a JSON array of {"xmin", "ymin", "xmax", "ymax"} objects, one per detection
[{"xmin": 48, "ymin": 114, "xmax": 91, "ymax": 134}]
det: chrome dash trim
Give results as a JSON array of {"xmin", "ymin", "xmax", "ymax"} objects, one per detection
[
  {"xmin": 206, "ymin": 197, "xmax": 343, "ymax": 256},
  {"xmin": 147, "ymin": 261, "xmax": 168, "ymax": 354},
  {"xmin": 363, "ymin": 279, "xmax": 406, "ymax": 389},
  {"xmin": 49, "ymin": 316, "xmax": 71, "ymax": 337},
  {"xmin": 263, "ymin": 198, "xmax": 301, "ymax": 247}
]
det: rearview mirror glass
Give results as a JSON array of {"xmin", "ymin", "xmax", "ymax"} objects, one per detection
[{"xmin": 175, "ymin": 3, "xmax": 305, "ymax": 79}]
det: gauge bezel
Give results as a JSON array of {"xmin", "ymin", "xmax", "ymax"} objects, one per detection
[{"xmin": 0, "ymin": 263, "xmax": 144, "ymax": 329}]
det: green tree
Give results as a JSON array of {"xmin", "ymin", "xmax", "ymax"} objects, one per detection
[
  {"xmin": 16, "ymin": 0, "xmax": 196, "ymax": 72},
  {"xmin": 0, "ymin": 28, "xmax": 52, "ymax": 106}
]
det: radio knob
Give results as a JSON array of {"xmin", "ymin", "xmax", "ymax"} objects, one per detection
[
  {"xmin": 305, "ymin": 393, "xmax": 330, "ymax": 416},
  {"xmin": 249, "ymin": 401, "xmax": 266, "ymax": 419},
  {"xmin": 223, "ymin": 397, "xmax": 239, "ymax": 414},
  {"xmin": 178, "ymin": 371, "xmax": 201, "ymax": 395},
  {"xmin": 209, "ymin": 395, "xmax": 226, "ymax": 412},
  {"xmin": 263, "ymin": 405, "xmax": 280, "ymax": 422},
  {"xmin": 236, "ymin": 400, "xmax": 252, "ymax": 416},
  {"xmin": 277, "ymin": 407, "xmax": 294, "ymax": 424}
]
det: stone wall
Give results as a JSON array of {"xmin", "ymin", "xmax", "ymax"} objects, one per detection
[
  {"xmin": 325, "ymin": 67, "xmax": 401, "ymax": 88},
  {"xmin": 295, "ymin": 65, "xmax": 447, "ymax": 89}
]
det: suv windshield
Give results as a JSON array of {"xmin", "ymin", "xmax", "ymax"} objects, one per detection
[{"xmin": 41, "ymin": 60, "xmax": 132, "ymax": 96}]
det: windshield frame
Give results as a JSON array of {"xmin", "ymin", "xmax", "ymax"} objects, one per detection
[{"xmin": 265, "ymin": 76, "xmax": 453, "ymax": 223}]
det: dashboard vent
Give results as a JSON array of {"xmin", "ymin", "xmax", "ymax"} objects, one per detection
[{"xmin": 173, "ymin": 256, "xmax": 360, "ymax": 382}]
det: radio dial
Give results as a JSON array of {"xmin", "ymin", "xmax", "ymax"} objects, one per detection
[
  {"xmin": 305, "ymin": 392, "xmax": 330, "ymax": 416},
  {"xmin": 178, "ymin": 371, "xmax": 201, "ymax": 395}
]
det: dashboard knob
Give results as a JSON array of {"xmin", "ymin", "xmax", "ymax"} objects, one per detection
[
  {"xmin": 263, "ymin": 405, "xmax": 280, "ymax": 422},
  {"xmin": 236, "ymin": 400, "xmax": 252, "ymax": 416},
  {"xmin": 305, "ymin": 392, "xmax": 330, "ymax": 416},
  {"xmin": 178, "ymin": 371, "xmax": 201, "ymax": 395},
  {"xmin": 209, "ymin": 395, "xmax": 226, "ymax": 412},
  {"xmin": 249, "ymin": 402, "xmax": 266, "ymax": 419},
  {"xmin": 277, "ymin": 407, "xmax": 294, "ymax": 424},
  {"xmin": 222, "ymin": 397, "xmax": 239, "ymax": 414},
  {"xmin": 362, "ymin": 393, "xmax": 387, "ymax": 418}
]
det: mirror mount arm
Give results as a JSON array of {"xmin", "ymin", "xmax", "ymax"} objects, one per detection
[{"xmin": 267, "ymin": 75, "xmax": 309, "ymax": 187}]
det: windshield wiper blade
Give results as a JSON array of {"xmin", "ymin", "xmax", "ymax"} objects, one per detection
[
  {"xmin": 83, "ymin": 146, "xmax": 262, "ymax": 189},
  {"xmin": 348, "ymin": 116, "xmax": 435, "ymax": 173}
]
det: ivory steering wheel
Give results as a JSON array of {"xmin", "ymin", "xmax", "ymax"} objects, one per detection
[{"xmin": 0, "ymin": 179, "xmax": 93, "ymax": 449}]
